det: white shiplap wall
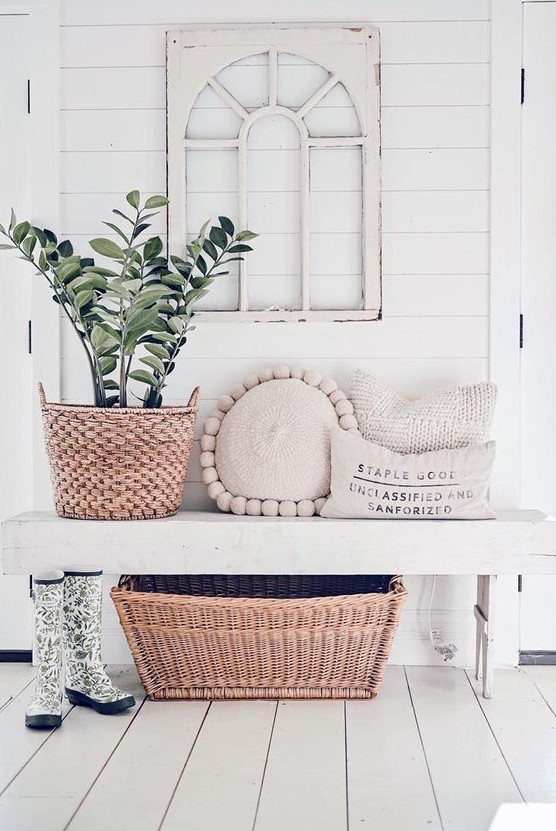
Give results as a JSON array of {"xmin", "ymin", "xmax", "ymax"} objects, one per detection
[{"xmin": 59, "ymin": 0, "xmax": 491, "ymax": 666}]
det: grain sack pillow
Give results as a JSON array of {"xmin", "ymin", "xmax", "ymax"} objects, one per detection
[
  {"xmin": 350, "ymin": 370, "xmax": 497, "ymax": 453},
  {"xmin": 321, "ymin": 428, "xmax": 496, "ymax": 520},
  {"xmin": 200, "ymin": 366, "xmax": 359, "ymax": 517}
]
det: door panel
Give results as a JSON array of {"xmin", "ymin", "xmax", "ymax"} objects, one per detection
[
  {"xmin": 520, "ymin": 2, "xmax": 556, "ymax": 651},
  {"xmin": 0, "ymin": 14, "xmax": 33, "ymax": 650}
]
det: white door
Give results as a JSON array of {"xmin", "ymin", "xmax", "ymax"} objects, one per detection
[
  {"xmin": 0, "ymin": 13, "xmax": 34, "ymax": 651},
  {"xmin": 520, "ymin": 1, "xmax": 556, "ymax": 654}
]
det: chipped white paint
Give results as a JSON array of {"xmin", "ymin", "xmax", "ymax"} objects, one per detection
[{"xmin": 167, "ymin": 26, "xmax": 381, "ymax": 321}]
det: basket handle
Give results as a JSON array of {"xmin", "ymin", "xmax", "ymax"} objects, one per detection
[
  {"xmin": 187, "ymin": 386, "xmax": 200, "ymax": 409},
  {"xmin": 389, "ymin": 575, "xmax": 405, "ymax": 594},
  {"xmin": 38, "ymin": 383, "xmax": 47, "ymax": 407}
]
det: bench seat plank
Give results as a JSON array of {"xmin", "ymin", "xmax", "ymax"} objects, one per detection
[{"xmin": 2, "ymin": 509, "xmax": 554, "ymax": 576}]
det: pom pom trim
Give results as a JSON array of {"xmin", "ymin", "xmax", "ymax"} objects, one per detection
[{"xmin": 201, "ymin": 365, "xmax": 360, "ymax": 517}]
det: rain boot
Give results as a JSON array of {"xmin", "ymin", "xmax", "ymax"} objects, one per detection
[
  {"xmin": 62, "ymin": 569, "xmax": 135, "ymax": 714},
  {"xmin": 25, "ymin": 570, "xmax": 64, "ymax": 729}
]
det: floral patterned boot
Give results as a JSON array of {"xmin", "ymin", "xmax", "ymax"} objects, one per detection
[
  {"xmin": 62, "ymin": 570, "xmax": 135, "ymax": 714},
  {"xmin": 25, "ymin": 570, "xmax": 64, "ymax": 729}
]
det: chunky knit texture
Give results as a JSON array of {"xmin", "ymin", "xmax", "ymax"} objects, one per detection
[{"xmin": 350, "ymin": 371, "xmax": 497, "ymax": 454}]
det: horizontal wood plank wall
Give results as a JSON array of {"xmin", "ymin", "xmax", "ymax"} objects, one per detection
[{"xmin": 59, "ymin": 0, "xmax": 491, "ymax": 667}]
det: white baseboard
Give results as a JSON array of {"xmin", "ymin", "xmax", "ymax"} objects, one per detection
[{"xmin": 390, "ymin": 609, "xmax": 475, "ymax": 667}]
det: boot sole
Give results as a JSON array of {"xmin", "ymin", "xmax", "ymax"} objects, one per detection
[
  {"xmin": 65, "ymin": 687, "xmax": 135, "ymax": 714},
  {"xmin": 25, "ymin": 713, "xmax": 61, "ymax": 729}
]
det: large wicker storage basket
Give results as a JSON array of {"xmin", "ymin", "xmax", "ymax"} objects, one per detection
[
  {"xmin": 111, "ymin": 574, "xmax": 407, "ymax": 700},
  {"xmin": 39, "ymin": 384, "xmax": 199, "ymax": 520}
]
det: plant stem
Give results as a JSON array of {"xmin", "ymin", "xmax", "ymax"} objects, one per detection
[
  {"xmin": 6, "ymin": 235, "xmax": 106, "ymax": 405},
  {"xmin": 125, "ymin": 353, "xmax": 133, "ymax": 388},
  {"xmin": 117, "ymin": 205, "xmax": 141, "ymax": 407},
  {"xmin": 119, "ymin": 336, "xmax": 127, "ymax": 407},
  {"xmin": 146, "ymin": 330, "xmax": 186, "ymax": 408}
]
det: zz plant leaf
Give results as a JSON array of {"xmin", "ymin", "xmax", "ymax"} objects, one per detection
[{"xmin": 0, "ymin": 190, "xmax": 257, "ymax": 408}]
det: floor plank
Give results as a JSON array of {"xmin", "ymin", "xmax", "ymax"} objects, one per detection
[
  {"xmin": 69, "ymin": 697, "xmax": 209, "ymax": 831},
  {"xmin": 0, "ymin": 667, "xmax": 144, "ymax": 831},
  {"xmin": 468, "ymin": 668, "xmax": 556, "ymax": 802},
  {"xmin": 162, "ymin": 701, "xmax": 277, "ymax": 831},
  {"xmin": 346, "ymin": 666, "xmax": 442, "ymax": 830},
  {"xmin": 2, "ymin": 664, "xmax": 556, "ymax": 831},
  {"xmin": 0, "ymin": 665, "xmax": 36, "ymax": 712},
  {"xmin": 254, "ymin": 700, "xmax": 347, "ymax": 831},
  {"xmin": 524, "ymin": 666, "xmax": 556, "ymax": 714},
  {"xmin": 406, "ymin": 667, "xmax": 522, "ymax": 831},
  {"xmin": 0, "ymin": 796, "xmax": 77, "ymax": 831},
  {"xmin": 0, "ymin": 678, "xmax": 73, "ymax": 796}
]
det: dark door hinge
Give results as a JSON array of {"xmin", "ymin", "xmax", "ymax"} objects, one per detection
[
  {"xmin": 519, "ymin": 313, "xmax": 524, "ymax": 349},
  {"xmin": 28, "ymin": 320, "xmax": 32, "ymax": 354},
  {"xmin": 518, "ymin": 574, "xmax": 523, "ymax": 593},
  {"xmin": 27, "ymin": 79, "xmax": 31, "ymax": 114},
  {"xmin": 521, "ymin": 68, "xmax": 525, "ymax": 104}
]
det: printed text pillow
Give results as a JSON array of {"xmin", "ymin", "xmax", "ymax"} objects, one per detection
[{"xmin": 320, "ymin": 428, "xmax": 496, "ymax": 520}]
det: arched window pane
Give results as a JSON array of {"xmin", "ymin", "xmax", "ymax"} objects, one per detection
[
  {"xmin": 186, "ymin": 148, "xmax": 239, "ymax": 310},
  {"xmin": 247, "ymin": 113, "xmax": 300, "ymax": 150},
  {"xmin": 304, "ymin": 83, "xmax": 362, "ymax": 138},
  {"xmin": 247, "ymin": 115, "xmax": 301, "ymax": 311},
  {"xmin": 310, "ymin": 147, "xmax": 363, "ymax": 310},
  {"xmin": 186, "ymin": 148, "xmax": 238, "ymax": 192},
  {"xmin": 186, "ymin": 89, "xmax": 243, "ymax": 140},
  {"xmin": 215, "ymin": 53, "xmax": 269, "ymax": 110},
  {"xmin": 277, "ymin": 52, "xmax": 329, "ymax": 109}
]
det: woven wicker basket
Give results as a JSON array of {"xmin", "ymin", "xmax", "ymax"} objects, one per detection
[
  {"xmin": 39, "ymin": 384, "xmax": 199, "ymax": 520},
  {"xmin": 111, "ymin": 574, "xmax": 407, "ymax": 700}
]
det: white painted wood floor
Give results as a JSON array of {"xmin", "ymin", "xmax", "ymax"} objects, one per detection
[{"xmin": 1, "ymin": 665, "xmax": 556, "ymax": 831}]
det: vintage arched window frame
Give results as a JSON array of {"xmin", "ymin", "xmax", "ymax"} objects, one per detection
[{"xmin": 166, "ymin": 26, "xmax": 381, "ymax": 322}]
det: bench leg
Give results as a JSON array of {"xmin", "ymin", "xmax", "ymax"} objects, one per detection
[
  {"xmin": 474, "ymin": 574, "xmax": 497, "ymax": 698},
  {"xmin": 474, "ymin": 575, "xmax": 484, "ymax": 680}
]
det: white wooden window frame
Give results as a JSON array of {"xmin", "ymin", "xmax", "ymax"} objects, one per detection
[{"xmin": 166, "ymin": 26, "xmax": 381, "ymax": 323}]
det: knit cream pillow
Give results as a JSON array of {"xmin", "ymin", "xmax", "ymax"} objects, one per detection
[
  {"xmin": 200, "ymin": 366, "xmax": 359, "ymax": 517},
  {"xmin": 321, "ymin": 428, "xmax": 496, "ymax": 520},
  {"xmin": 350, "ymin": 370, "xmax": 497, "ymax": 453}
]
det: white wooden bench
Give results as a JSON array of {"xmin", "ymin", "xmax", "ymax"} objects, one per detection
[{"xmin": 3, "ymin": 509, "xmax": 556, "ymax": 699}]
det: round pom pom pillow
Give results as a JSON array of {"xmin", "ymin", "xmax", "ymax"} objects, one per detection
[{"xmin": 200, "ymin": 366, "xmax": 359, "ymax": 516}]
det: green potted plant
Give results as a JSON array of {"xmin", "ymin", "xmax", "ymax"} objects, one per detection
[{"xmin": 0, "ymin": 191, "xmax": 256, "ymax": 520}]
